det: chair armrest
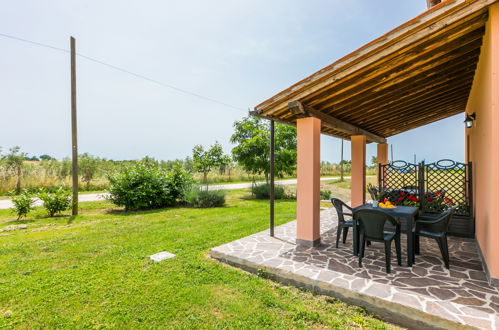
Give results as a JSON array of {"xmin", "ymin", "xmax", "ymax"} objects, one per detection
[
  {"xmin": 416, "ymin": 217, "xmax": 444, "ymax": 225},
  {"xmin": 417, "ymin": 215, "xmax": 439, "ymax": 221},
  {"xmin": 343, "ymin": 213, "xmax": 353, "ymax": 217}
]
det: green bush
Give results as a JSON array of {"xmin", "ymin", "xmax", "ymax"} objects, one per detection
[
  {"xmin": 184, "ymin": 186, "xmax": 226, "ymax": 208},
  {"xmin": 251, "ymin": 183, "xmax": 287, "ymax": 200},
  {"xmin": 107, "ymin": 162, "xmax": 192, "ymax": 211},
  {"xmin": 320, "ymin": 190, "xmax": 332, "ymax": 200},
  {"xmin": 11, "ymin": 190, "xmax": 35, "ymax": 219},
  {"xmin": 38, "ymin": 187, "xmax": 72, "ymax": 217}
]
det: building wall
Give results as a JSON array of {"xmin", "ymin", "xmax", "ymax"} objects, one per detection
[{"xmin": 465, "ymin": 3, "xmax": 499, "ymax": 282}]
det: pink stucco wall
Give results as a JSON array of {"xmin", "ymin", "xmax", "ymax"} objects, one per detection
[{"xmin": 465, "ymin": 3, "xmax": 499, "ymax": 279}]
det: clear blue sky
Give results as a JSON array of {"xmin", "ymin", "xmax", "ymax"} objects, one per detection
[{"xmin": 0, "ymin": 0, "xmax": 465, "ymax": 163}]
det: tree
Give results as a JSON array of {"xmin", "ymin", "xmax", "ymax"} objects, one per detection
[
  {"xmin": 218, "ymin": 154, "xmax": 232, "ymax": 175},
  {"xmin": 79, "ymin": 153, "xmax": 99, "ymax": 190},
  {"xmin": 39, "ymin": 154, "xmax": 54, "ymax": 161},
  {"xmin": 230, "ymin": 115, "xmax": 297, "ymax": 183},
  {"xmin": 192, "ymin": 142, "xmax": 225, "ymax": 187},
  {"xmin": 371, "ymin": 156, "xmax": 378, "ymax": 166},
  {"xmin": 3, "ymin": 146, "xmax": 27, "ymax": 193}
]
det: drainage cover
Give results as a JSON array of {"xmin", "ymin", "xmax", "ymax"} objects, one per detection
[{"xmin": 150, "ymin": 251, "xmax": 176, "ymax": 262}]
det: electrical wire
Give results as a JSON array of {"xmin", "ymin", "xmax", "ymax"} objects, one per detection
[{"xmin": 0, "ymin": 32, "xmax": 247, "ymax": 112}]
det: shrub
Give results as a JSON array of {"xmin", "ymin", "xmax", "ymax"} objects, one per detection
[
  {"xmin": 251, "ymin": 183, "xmax": 287, "ymax": 200},
  {"xmin": 107, "ymin": 162, "xmax": 193, "ymax": 211},
  {"xmin": 184, "ymin": 186, "xmax": 226, "ymax": 208},
  {"xmin": 11, "ymin": 190, "xmax": 35, "ymax": 219},
  {"xmin": 320, "ymin": 190, "xmax": 332, "ymax": 200},
  {"xmin": 166, "ymin": 166, "xmax": 194, "ymax": 202},
  {"xmin": 38, "ymin": 187, "xmax": 72, "ymax": 217}
]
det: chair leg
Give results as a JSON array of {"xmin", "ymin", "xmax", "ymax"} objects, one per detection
[
  {"xmin": 395, "ymin": 235, "xmax": 402, "ymax": 266},
  {"xmin": 358, "ymin": 234, "xmax": 365, "ymax": 267},
  {"xmin": 384, "ymin": 240, "xmax": 392, "ymax": 273},
  {"xmin": 435, "ymin": 237, "xmax": 448, "ymax": 269},
  {"xmin": 342, "ymin": 227, "xmax": 349, "ymax": 244},
  {"xmin": 336, "ymin": 224, "xmax": 342, "ymax": 248},
  {"xmin": 415, "ymin": 234, "xmax": 420, "ymax": 255},
  {"xmin": 440, "ymin": 236, "xmax": 450, "ymax": 269}
]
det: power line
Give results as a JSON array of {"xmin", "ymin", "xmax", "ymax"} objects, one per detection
[{"xmin": 0, "ymin": 32, "xmax": 247, "ymax": 112}]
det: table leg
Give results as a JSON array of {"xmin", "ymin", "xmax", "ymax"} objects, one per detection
[{"xmin": 407, "ymin": 217, "xmax": 413, "ymax": 266}]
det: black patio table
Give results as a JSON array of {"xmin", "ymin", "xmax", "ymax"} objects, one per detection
[{"xmin": 352, "ymin": 204, "xmax": 419, "ymax": 266}]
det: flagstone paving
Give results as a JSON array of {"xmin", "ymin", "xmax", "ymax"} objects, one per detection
[{"xmin": 211, "ymin": 208, "xmax": 499, "ymax": 329}]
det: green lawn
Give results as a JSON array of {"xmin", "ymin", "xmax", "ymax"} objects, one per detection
[{"xmin": 0, "ymin": 190, "xmax": 393, "ymax": 329}]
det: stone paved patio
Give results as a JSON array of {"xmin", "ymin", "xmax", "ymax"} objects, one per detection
[{"xmin": 211, "ymin": 208, "xmax": 499, "ymax": 329}]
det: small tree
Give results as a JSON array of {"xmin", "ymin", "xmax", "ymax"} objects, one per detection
[
  {"xmin": 38, "ymin": 187, "xmax": 72, "ymax": 217},
  {"xmin": 192, "ymin": 142, "xmax": 225, "ymax": 187},
  {"xmin": 230, "ymin": 115, "xmax": 297, "ymax": 183},
  {"xmin": 218, "ymin": 154, "xmax": 232, "ymax": 175},
  {"xmin": 79, "ymin": 153, "xmax": 99, "ymax": 190},
  {"xmin": 3, "ymin": 146, "xmax": 27, "ymax": 194},
  {"xmin": 11, "ymin": 190, "xmax": 35, "ymax": 220}
]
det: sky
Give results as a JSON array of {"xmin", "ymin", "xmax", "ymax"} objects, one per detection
[{"xmin": 0, "ymin": 0, "xmax": 466, "ymax": 163}]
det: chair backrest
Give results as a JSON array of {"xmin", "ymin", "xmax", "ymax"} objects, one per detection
[
  {"xmin": 354, "ymin": 209, "xmax": 399, "ymax": 240},
  {"xmin": 429, "ymin": 206, "xmax": 457, "ymax": 233},
  {"xmin": 331, "ymin": 198, "xmax": 352, "ymax": 224}
]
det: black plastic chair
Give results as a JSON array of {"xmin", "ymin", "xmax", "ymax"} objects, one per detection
[
  {"xmin": 415, "ymin": 206, "xmax": 457, "ymax": 269},
  {"xmin": 355, "ymin": 209, "xmax": 401, "ymax": 273},
  {"xmin": 331, "ymin": 198, "xmax": 354, "ymax": 248}
]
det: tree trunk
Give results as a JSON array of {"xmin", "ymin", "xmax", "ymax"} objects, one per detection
[
  {"xmin": 204, "ymin": 172, "xmax": 208, "ymax": 189},
  {"xmin": 16, "ymin": 165, "xmax": 22, "ymax": 194}
]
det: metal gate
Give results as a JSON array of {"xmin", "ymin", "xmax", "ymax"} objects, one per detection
[{"xmin": 378, "ymin": 159, "xmax": 473, "ymax": 237}]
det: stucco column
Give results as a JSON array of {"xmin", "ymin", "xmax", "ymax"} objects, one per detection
[
  {"xmin": 351, "ymin": 135, "xmax": 366, "ymax": 207},
  {"xmin": 377, "ymin": 143, "xmax": 389, "ymax": 187},
  {"xmin": 296, "ymin": 117, "xmax": 321, "ymax": 247}
]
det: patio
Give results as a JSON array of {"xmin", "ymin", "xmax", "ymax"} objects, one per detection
[{"xmin": 211, "ymin": 207, "xmax": 499, "ymax": 329}]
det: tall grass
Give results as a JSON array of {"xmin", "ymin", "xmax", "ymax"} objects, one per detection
[{"xmin": 0, "ymin": 158, "xmax": 376, "ymax": 195}]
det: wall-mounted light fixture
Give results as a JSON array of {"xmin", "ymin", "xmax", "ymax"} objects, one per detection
[{"xmin": 464, "ymin": 112, "xmax": 476, "ymax": 128}]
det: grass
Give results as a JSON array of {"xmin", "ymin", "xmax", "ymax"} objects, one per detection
[{"xmin": 0, "ymin": 190, "xmax": 394, "ymax": 329}]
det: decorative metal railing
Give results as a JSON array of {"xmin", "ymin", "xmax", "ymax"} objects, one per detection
[{"xmin": 377, "ymin": 159, "xmax": 473, "ymax": 236}]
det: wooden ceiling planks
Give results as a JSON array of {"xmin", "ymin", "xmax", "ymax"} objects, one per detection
[{"xmin": 254, "ymin": 0, "xmax": 496, "ymax": 141}]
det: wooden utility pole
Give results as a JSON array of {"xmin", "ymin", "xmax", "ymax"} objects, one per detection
[
  {"xmin": 340, "ymin": 139, "xmax": 344, "ymax": 181},
  {"xmin": 269, "ymin": 120, "xmax": 275, "ymax": 237},
  {"xmin": 70, "ymin": 36, "xmax": 78, "ymax": 215}
]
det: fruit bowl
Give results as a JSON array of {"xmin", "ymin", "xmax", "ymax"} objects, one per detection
[{"xmin": 378, "ymin": 201, "xmax": 396, "ymax": 209}]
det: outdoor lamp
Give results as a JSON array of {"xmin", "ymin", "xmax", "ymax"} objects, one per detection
[{"xmin": 464, "ymin": 113, "xmax": 476, "ymax": 128}]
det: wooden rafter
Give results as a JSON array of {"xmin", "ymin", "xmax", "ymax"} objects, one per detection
[
  {"xmin": 253, "ymin": 0, "xmax": 495, "ymax": 140},
  {"xmin": 288, "ymin": 101, "xmax": 386, "ymax": 143}
]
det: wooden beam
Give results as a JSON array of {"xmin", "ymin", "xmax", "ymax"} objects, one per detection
[
  {"xmin": 288, "ymin": 101, "xmax": 386, "ymax": 143},
  {"xmin": 70, "ymin": 36, "xmax": 79, "ymax": 216}
]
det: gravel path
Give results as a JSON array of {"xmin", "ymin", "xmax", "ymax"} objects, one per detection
[{"xmin": 0, "ymin": 176, "xmax": 348, "ymax": 210}]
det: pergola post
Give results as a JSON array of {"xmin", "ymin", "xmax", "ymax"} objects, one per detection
[
  {"xmin": 377, "ymin": 143, "xmax": 389, "ymax": 187},
  {"xmin": 351, "ymin": 135, "xmax": 366, "ymax": 207},
  {"xmin": 269, "ymin": 120, "xmax": 275, "ymax": 237},
  {"xmin": 296, "ymin": 117, "xmax": 321, "ymax": 247}
]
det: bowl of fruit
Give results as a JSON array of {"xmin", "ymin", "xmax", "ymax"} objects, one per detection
[{"xmin": 378, "ymin": 199, "xmax": 396, "ymax": 209}]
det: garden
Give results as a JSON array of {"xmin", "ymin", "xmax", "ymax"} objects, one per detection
[{"xmin": 0, "ymin": 188, "xmax": 393, "ymax": 328}]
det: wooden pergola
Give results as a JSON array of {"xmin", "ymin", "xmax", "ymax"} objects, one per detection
[{"xmin": 253, "ymin": 0, "xmax": 497, "ymax": 246}]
